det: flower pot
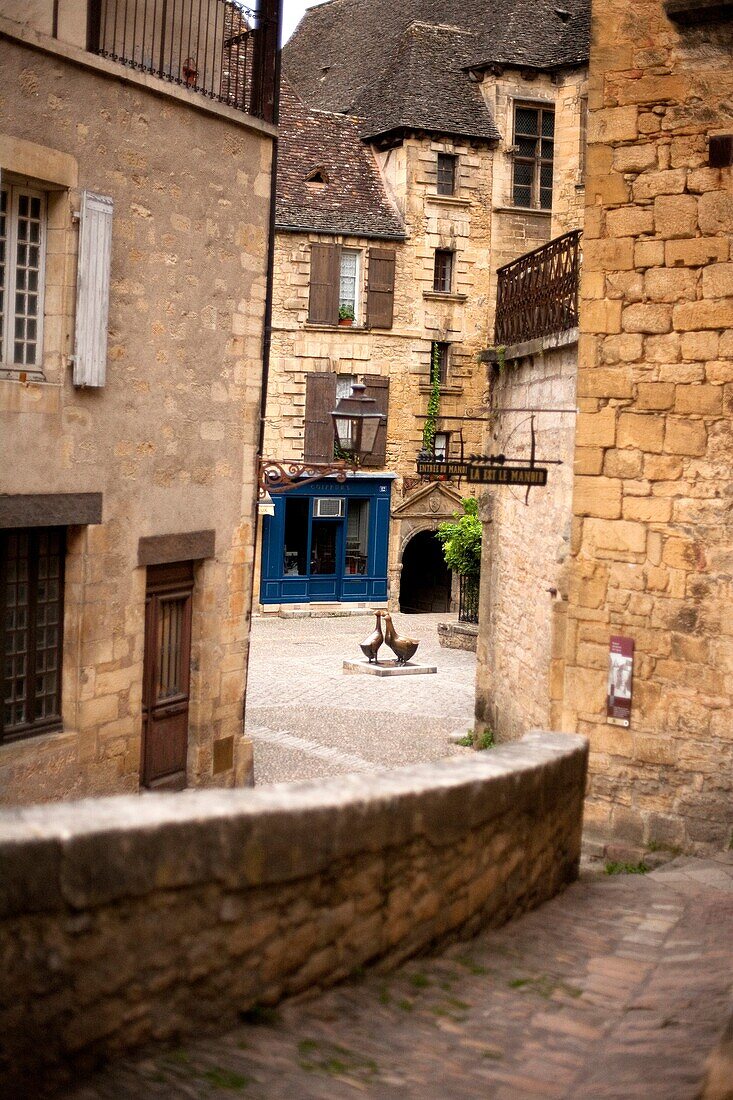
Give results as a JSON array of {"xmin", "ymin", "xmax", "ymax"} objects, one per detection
[{"xmin": 338, "ymin": 318, "xmax": 354, "ymax": 327}]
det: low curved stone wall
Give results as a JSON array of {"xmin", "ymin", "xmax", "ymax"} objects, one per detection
[{"xmin": 0, "ymin": 732, "xmax": 587, "ymax": 1093}]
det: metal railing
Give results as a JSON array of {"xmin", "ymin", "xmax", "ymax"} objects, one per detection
[
  {"xmin": 88, "ymin": 0, "xmax": 277, "ymax": 119},
  {"xmin": 458, "ymin": 574, "xmax": 480, "ymax": 625},
  {"xmin": 494, "ymin": 229, "xmax": 581, "ymax": 347}
]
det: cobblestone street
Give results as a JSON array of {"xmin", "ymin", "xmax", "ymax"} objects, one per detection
[
  {"xmin": 70, "ymin": 854, "xmax": 733, "ymax": 1099},
  {"xmin": 245, "ymin": 613, "xmax": 475, "ymax": 784}
]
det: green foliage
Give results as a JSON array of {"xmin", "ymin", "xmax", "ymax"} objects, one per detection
[
  {"xmin": 456, "ymin": 732, "xmax": 474, "ymax": 747},
  {"xmin": 422, "ymin": 342, "xmax": 442, "ymax": 450},
  {"xmin": 436, "ymin": 497, "xmax": 482, "ymax": 577},
  {"xmin": 338, "ymin": 303, "xmax": 354, "ymax": 321},
  {"xmin": 604, "ymin": 860, "xmax": 649, "ymax": 876},
  {"xmin": 476, "ymin": 727, "xmax": 495, "ymax": 751}
]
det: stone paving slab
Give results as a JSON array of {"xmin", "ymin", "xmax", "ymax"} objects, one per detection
[
  {"xmin": 245, "ymin": 614, "xmax": 475, "ymax": 784},
  {"xmin": 68, "ymin": 856, "xmax": 733, "ymax": 1100}
]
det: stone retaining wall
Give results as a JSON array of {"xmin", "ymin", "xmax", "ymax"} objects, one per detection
[{"xmin": 0, "ymin": 732, "xmax": 587, "ymax": 1093}]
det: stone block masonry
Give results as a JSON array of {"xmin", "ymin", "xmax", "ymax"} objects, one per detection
[
  {"xmin": 561, "ymin": 0, "xmax": 733, "ymax": 854},
  {"xmin": 0, "ymin": 732, "xmax": 587, "ymax": 1094}
]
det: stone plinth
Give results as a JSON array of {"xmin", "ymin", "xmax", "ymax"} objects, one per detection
[{"xmin": 343, "ymin": 658, "xmax": 437, "ymax": 676}]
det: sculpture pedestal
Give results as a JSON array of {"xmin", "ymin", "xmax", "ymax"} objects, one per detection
[{"xmin": 343, "ymin": 659, "xmax": 437, "ymax": 677}]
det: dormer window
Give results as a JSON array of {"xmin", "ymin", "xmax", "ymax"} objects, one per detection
[{"xmin": 305, "ymin": 167, "xmax": 328, "ymax": 189}]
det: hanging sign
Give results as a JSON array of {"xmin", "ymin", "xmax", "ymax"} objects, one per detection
[
  {"xmin": 607, "ymin": 636, "xmax": 634, "ymax": 727},
  {"xmin": 466, "ymin": 465, "xmax": 548, "ymax": 487}
]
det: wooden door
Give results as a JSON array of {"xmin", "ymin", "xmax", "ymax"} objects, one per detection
[{"xmin": 141, "ymin": 561, "xmax": 194, "ymax": 790}]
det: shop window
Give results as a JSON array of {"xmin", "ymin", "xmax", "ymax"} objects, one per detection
[
  {"xmin": 1, "ymin": 527, "xmax": 64, "ymax": 744},
  {"xmin": 346, "ymin": 499, "xmax": 369, "ymax": 575},
  {"xmin": 283, "ymin": 497, "xmax": 309, "ymax": 576}
]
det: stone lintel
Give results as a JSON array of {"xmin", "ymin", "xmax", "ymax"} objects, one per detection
[
  {"xmin": 0, "ymin": 492, "xmax": 102, "ymax": 528},
  {"xmin": 481, "ymin": 327, "xmax": 579, "ymax": 365},
  {"xmin": 138, "ymin": 530, "xmax": 216, "ymax": 567}
]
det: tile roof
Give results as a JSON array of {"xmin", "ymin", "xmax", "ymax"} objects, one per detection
[
  {"xmin": 275, "ymin": 81, "xmax": 406, "ymax": 240},
  {"xmin": 351, "ymin": 22, "xmax": 501, "ymax": 144},
  {"xmin": 284, "ymin": 0, "xmax": 590, "ymax": 130}
]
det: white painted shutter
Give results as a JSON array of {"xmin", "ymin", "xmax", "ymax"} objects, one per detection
[{"xmin": 73, "ymin": 191, "xmax": 113, "ymax": 387}]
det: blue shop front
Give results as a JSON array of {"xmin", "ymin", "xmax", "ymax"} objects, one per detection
[{"xmin": 260, "ymin": 476, "xmax": 392, "ymax": 605}]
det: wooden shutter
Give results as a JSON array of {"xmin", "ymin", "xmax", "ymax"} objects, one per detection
[
  {"xmin": 366, "ymin": 248, "xmax": 396, "ymax": 330},
  {"xmin": 360, "ymin": 374, "xmax": 389, "ymax": 468},
  {"xmin": 304, "ymin": 371, "xmax": 338, "ymax": 462},
  {"xmin": 73, "ymin": 191, "xmax": 113, "ymax": 387},
  {"xmin": 308, "ymin": 243, "xmax": 340, "ymax": 325}
]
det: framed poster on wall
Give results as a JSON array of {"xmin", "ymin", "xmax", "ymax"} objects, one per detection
[{"xmin": 607, "ymin": 636, "xmax": 634, "ymax": 728}]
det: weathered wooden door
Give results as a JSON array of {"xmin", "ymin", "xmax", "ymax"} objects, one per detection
[{"xmin": 141, "ymin": 561, "xmax": 194, "ymax": 790}]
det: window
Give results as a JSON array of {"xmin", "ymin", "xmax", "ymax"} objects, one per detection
[
  {"xmin": 345, "ymin": 499, "xmax": 370, "ymax": 575},
  {"xmin": 436, "ymin": 153, "xmax": 457, "ymax": 196},
  {"xmin": 430, "ymin": 341, "xmax": 450, "ymax": 384},
  {"xmin": 339, "ymin": 249, "xmax": 360, "ymax": 323},
  {"xmin": 308, "ymin": 244, "xmax": 395, "ymax": 329},
  {"xmin": 0, "ymin": 184, "xmax": 46, "ymax": 370},
  {"xmin": 433, "ymin": 250, "xmax": 453, "ymax": 293},
  {"xmin": 433, "ymin": 431, "xmax": 450, "ymax": 460},
  {"xmin": 578, "ymin": 97, "xmax": 588, "ymax": 183},
  {"xmin": 1, "ymin": 528, "xmax": 64, "ymax": 744},
  {"xmin": 512, "ymin": 104, "xmax": 555, "ymax": 210}
]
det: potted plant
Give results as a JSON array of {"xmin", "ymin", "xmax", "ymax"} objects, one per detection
[{"xmin": 338, "ymin": 304, "xmax": 355, "ymax": 327}]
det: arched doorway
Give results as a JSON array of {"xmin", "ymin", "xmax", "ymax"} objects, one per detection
[{"xmin": 399, "ymin": 530, "xmax": 451, "ymax": 613}]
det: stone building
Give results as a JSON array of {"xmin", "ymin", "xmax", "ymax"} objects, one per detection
[
  {"xmin": 560, "ymin": 0, "xmax": 733, "ymax": 853},
  {"xmin": 475, "ymin": 0, "xmax": 733, "ymax": 855},
  {"xmin": 0, "ymin": 0, "xmax": 279, "ymax": 803},
  {"xmin": 257, "ymin": 0, "xmax": 590, "ymax": 615}
]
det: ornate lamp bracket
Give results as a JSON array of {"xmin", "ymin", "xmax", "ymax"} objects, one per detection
[{"xmin": 259, "ymin": 458, "xmax": 357, "ymax": 498}]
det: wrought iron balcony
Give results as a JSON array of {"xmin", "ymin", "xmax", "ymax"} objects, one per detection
[
  {"xmin": 87, "ymin": 0, "xmax": 279, "ymax": 121},
  {"xmin": 494, "ymin": 229, "xmax": 582, "ymax": 347}
]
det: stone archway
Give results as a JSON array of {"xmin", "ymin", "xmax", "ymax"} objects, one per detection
[
  {"xmin": 388, "ymin": 481, "xmax": 466, "ymax": 612},
  {"xmin": 399, "ymin": 529, "xmax": 452, "ymax": 613}
]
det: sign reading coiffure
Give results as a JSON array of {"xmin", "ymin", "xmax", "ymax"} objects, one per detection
[{"xmin": 607, "ymin": 636, "xmax": 634, "ymax": 728}]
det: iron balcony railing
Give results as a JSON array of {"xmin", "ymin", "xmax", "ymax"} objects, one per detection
[
  {"xmin": 87, "ymin": 0, "xmax": 279, "ymax": 120},
  {"xmin": 494, "ymin": 229, "xmax": 582, "ymax": 347},
  {"xmin": 458, "ymin": 574, "xmax": 479, "ymax": 626}
]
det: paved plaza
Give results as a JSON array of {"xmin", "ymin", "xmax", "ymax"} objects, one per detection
[
  {"xmin": 245, "ymin": 613, "xmax": 476, "ymax": 785},
  {"xmin": 69, "ymin": 854, "xmax": 733, "ymax": 1099}
]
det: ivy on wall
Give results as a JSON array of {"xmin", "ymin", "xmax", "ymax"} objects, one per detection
[{"xmin": 422, "ymin": 341, "xmax": 442, "ymax": 451}]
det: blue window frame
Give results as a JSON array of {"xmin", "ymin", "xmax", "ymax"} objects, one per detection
[{"xmin": 260, "ymin": 477, "xmax": 391, "ymax": 604}]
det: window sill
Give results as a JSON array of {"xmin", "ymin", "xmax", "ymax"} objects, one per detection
[
  {"xmin": 0, "ymin": 366, "xmax": 46, "ymax": 383},
  {"xmin": 493, "ymin": 205, "xmax": 552, "ymax": 217},
  {"xmin": 0, "ymin": 720, "xmax": 66, "ymax": 750},
  {"xmin": 304, "ymin": 323, "xmax": 369, "ymax": 333},
  {"xmin": 423, "ymin": 291, "xmax": 468, "ymax": 303},
  {"xmin": 425, "ymin": 193, "xmax": 472, "ymax": 208}
]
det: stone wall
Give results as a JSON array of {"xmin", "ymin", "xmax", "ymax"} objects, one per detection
[
  {"xmin": 0, "ymin": 731, "xmax": 588, "ymax": 1094},
  {"xmin": 561, "ymin": 0, "xmax": 733, "ymax": 853},
  {"xmin": 0, "ymin": 21, "xmax": 274, "ymax": 802},
  {"xmin": 475, "ymin": 337, "xmax": 578, "ymax": 741}
]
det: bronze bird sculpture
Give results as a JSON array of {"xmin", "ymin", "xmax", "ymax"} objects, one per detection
[
  {"xmin": 383, "ymin": 612, "xmax": 419, "ymax": 665},
  {"xmin": 360, "ymin": 610, "xmax": 384, "ymax": 663}
]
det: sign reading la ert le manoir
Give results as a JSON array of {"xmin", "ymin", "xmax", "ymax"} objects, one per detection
[{"xmin": 466, "ymin": 465, "xmax": 548, "ymax": 487}]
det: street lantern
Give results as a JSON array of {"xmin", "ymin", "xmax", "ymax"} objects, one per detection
[{"xmin": 331, "ymin": 383, "xmax": 383, "ymax": 460}]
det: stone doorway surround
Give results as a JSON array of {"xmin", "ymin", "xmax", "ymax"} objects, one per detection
[{"xmin": 388, "ymin": 481, "xmax": 466, "ymax": 612}]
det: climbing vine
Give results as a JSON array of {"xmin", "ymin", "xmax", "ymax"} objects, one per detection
[{"xmin": 422, "ymin": 341, "xmax": 442, "ymax": 451}]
